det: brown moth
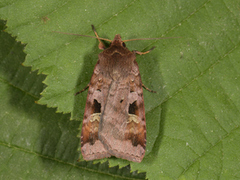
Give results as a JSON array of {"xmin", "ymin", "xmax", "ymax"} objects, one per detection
[
  {"xmin": 55, "ymin": 26, "xmax": 178, "ymax": 162},
  {"xmin": 74, "ymin": 25, "xmax": 158, "ymax": 163}
]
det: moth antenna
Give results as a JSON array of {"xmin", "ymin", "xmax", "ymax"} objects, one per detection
[
  {"xmin": 91, "ymin": 25, "xmax": 106, "ymax": 50},
  {"xmin": 52, "ymin": 31, "xmax": 112, "ymax": 42},
  {"xmin": 123, "ymin": 37, "xmax": 181, "ymax": 42}
]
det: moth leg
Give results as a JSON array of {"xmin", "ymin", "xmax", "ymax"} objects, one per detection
[
  {"xmin": 142, "ymin": 83, "xmax": 156, "ymax": 93},
  {"xmin": 134, "ymin": 46, "xmax": 156, "ymax": 55},
  {"xmin": 91, "ymin": 25, "xmax": 105, "ymax": 50},
  {"xmin": 75, "ymin": 84, "xmax": 89, "ymax": 95}
]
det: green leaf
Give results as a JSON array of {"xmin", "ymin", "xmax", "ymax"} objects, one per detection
[
  {"xmin": 1, "ymin": 0, "xmax": 240, "ymax": 179},
  {"xmin": 0, "ymin": 20, "xmax": 146, "ymax": 179}
]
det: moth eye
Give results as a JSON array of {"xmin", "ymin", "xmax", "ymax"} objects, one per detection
[{"xmin": 122, "ymin": 42, "xmax": 126, "ymax": 47}]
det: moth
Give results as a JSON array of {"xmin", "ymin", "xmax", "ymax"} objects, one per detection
[
  {"xmin": 73, "ymin": 25, "xmax": 158, "ymax": 163},
  {"xmin": 55, "ymin": 26, "xmax": 176, "ymax": 162}
]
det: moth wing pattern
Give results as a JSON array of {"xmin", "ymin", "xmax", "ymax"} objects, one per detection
[
  {"xmin": 98, "ymin": 60, "xmax": 146, "ymax": 163},
  {"xmin": 81, "ymin": 60, "xmax": 111, "ymax": 160},
  {"xmin": 81, "ymin": 57, "xmax": 146, "ymax": 162}
]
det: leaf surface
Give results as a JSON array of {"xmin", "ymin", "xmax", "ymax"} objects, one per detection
[{"xmin": 0, "ymin": 0, "xmax": 240, "ymax": 179}]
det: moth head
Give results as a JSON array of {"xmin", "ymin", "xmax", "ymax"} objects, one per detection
[{"xmin": 111, "ymin": 34, "xmax": 126, "ymax": 47}]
